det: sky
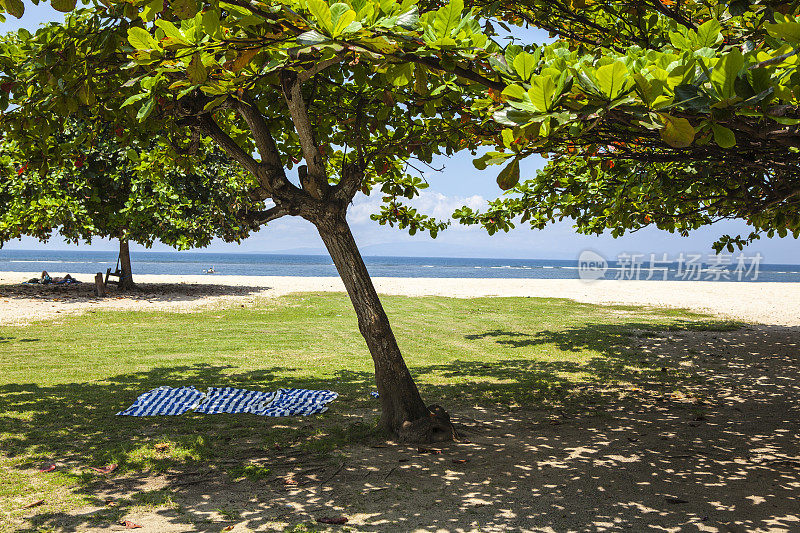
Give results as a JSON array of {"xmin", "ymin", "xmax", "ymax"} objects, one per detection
[{"xmin": 3, "ymin": 3, "xmax": 799, "ymax": 264}]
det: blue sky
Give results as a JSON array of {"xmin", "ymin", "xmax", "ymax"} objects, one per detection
[{"xmin": 3, "ymin": 3, "xmax": 799, "ymax": 264}]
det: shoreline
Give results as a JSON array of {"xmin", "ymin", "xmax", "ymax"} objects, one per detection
[{"xmin": 1, "ymin": 271, "xmax": 799, "ymax": 326}]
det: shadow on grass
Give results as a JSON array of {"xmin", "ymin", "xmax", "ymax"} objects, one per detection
[{"xmin": 3, "ymin": 321, "xmax": 800, "ymax": 532}]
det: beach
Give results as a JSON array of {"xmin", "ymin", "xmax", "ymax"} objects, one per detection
[{"xmin": 2, "ymin": 270, "xmax": 799, "ymax": 326}]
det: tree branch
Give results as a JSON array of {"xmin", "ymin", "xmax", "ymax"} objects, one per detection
[
  {"xmin": 233, "ymin": 91, "xmax": 303, "ymax": 200},
  {"xmin": 649, "ymin": 0, "xmax": 697, "ymax": 30},
  {"xmin": 245, "ymin": 204, "xmax": 295, "ymax": 225},
  {"xmin": 196, "ymin": 113, "xmax": 263, "ymax": 178},
  {"xmin": 297, "ymin": 52, "xmax": 348, "ymax": 82},
  {"xmin": 280, "ymin": 71, "xmax": 329, "ymax": 199}
]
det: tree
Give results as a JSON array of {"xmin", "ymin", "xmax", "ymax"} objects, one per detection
[
  {"xmin": 0, "ymin": 122, "xmax": 260, "ymax": 289},
  {"xmin": 5, "ymin": 0, "xmax": 798, "ymax": 440},
  {"xmin": 0, "ymin": 0, "xmax": 496, "ymax": 441},
  {"xmin": 452, "ymin": 2, "xmax": 800, "ymax": 250}
]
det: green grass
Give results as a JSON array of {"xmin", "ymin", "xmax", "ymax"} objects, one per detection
[{"xmin": 0, "ymin": 292, "xmax": 740, "ymax": 531}]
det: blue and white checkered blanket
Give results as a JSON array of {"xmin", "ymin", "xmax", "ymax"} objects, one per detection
[
  {"xmin": 116, "ymin": 386, "xmax": 338, "ymax": 417},
  {"xmin": 257, "ymin": 388, "xmax": 339, "ymax": 417},
  {"xmin": 194, "ymin": 387, "xmax": 275, "ymax": 415},
  {"xmin": 116, "ymin": 386, "xmax": 206, "ymax": 416}
]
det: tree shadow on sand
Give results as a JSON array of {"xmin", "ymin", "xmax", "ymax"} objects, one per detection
[
  {"xmin": 2, "ymin": 322, "xmax": 799, "ymax": 532},
  {"xmin": 0, "ymin": 282, "xmax": 269, "ymax": 304}
]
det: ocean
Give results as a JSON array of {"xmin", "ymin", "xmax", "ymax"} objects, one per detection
[{"xmin": 1, "ymin": 249, "xmax": 799, "ymax": 282}]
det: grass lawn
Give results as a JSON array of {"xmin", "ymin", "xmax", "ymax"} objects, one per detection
[{"xmin": 0, "ymin": 293, "xmax": 739, "ymax": 532}]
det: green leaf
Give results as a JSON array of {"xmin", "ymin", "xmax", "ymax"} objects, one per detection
[
  {"xmin": 297, "ymin": 30, "xmax": 330, "ymax": 45},
  {"xmin": 512, "ymin": 52, "xmax": 538, "ymax": 82},
  {"xmin": 203, "ymin": 95, "xmax": 228, "ymax": 111},
  {"xmin": 126, "ymin": 148, "xmax": 140, "ymax": 162},
  {"xmin": 141, "ymin": 0, "xmax": 164, "ymax": 22},
  {"xmin": 120, "ymin": 93, "xmax": 147, "ymax": 108},
  {"xmin": 50, "ymin": 0, "xmax": 76, "ymax": 13},
  {"xmin": 188, "ymin": 53, "xmax": 207, "ymax": 84},
  {"xmin": 712, "ymin": 124, "xmax": 736, "ymax": 148},
  {"xmin": 496, "ymin": 157, "xmax": 520, "ymax": 190},
  {"xmin": 660, "ymin": 115, "xmax": 695, "ymax": 148},
  {"xmin": 669, "ymin": 30, "xmax": 693, "ymax": 50},
  {"xmin": 397, "ymin": 7, "xmax": 419, "ymax": 29},
  {"xmin": 501, "ymin": 128, "xmax": 515, "ymax": 148},
  {"xmin": 696, "ymin": 19, "xmax": 722, "ymax": 48},
  {"xmin": 330, "ymin": 3, "xmax": 356, "ymax": 36},
  {"xmin": 711, "ymin": 48, "xmax": 744, "ymax": 100},
  {"xmin": 529, "ymin": 75, "xmax": 555, "ymax": 112},
  {"xmin": 306, "ymin": 0, "xmax": 333, "ymax": 33},
  {"xmin": 127, "ymin": 27, "xmax": 157, "ymax": 51},
  {"xmin": 201, "ymin": 9, "xmax": 222, "ymax": 39},
  {"xmin": 155, "ymin": 19, "xmax": 187, "ymax": 43},
  {"xmin": 766, "ymin": 21, "xmax": 800, "ymax": 43},
  {"xmin": 171, "ymin": 0, "xmax": 199, "ymax": 19},
  {"xmin": 77, "ymin": 82, "xmax": 95, "ymax": 106},
  {"xmin": 3, "ymin": 0, "xmax": 24, "ymax": 18},
  {"xmin": 433, "ymin": 0, "xmax": 463, "ymax": 39},
  {"xmin": 136, "ymin": 97, "xmax": 155, "ymax": 121},
  {"xmin": 501, "ymin": 84, "xmax": 526, "ymax": 101},
  {"xmin": 634, "ymin": 73, "xmax": 665, "ymax": 106},
  {"xmin": 387, "ymin": 63, "xmax": 413, "ymax": 87},
  {"xmin": 768, "ymin": 115, "xmax": 800, "ymax": 126},
  {"xmin": 493, "ymin": 108, "xmax": 534, "ymax": 126},
  {"xmin": 595, "ymin": 61, "xmax": 628, "ymax": 100}
]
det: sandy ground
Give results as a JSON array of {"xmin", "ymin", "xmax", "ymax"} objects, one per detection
[
  {"xmin": 1, "ymin": 271, "xmax": 799, "ymax": 326},
  {"xmin": 10, "ymin": 325, "xmax": 800, "ymax": 532}
]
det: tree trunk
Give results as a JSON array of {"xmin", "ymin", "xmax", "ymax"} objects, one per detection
[
  {"xmin": 315, "ymin": 211, "xmax": 455, "ymax": 443},
  {"xmin": 118, "ymin": 238, "xmax": 137, "ymax": 291}
]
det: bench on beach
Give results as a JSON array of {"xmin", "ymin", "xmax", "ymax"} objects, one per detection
[{"xmin": 105, "ymin": 266, "xmax": 124, "ymax": 286}]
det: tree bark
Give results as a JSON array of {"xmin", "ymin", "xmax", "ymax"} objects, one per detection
[
  {"xmin": 315, "ymin": 210, "xmax": 455, "ymax": 442},
  {"xmin": 118, "ymin": 238, "xmax": 136, "ymax": 291}
]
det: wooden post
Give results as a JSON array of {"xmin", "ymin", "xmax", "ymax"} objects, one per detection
[{"xmin": 94, "ymin": 272, "xmax": 106, "ymax": 298}]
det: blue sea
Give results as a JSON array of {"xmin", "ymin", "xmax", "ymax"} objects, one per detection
[{"xmin": 1, "ymin": 249, "xmax": 799, "ymax": 282}]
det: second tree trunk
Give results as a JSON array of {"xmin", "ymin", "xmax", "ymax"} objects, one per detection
[{"xmin": 118, "ymin": 238, "xmax": 136, "ymax": 291}]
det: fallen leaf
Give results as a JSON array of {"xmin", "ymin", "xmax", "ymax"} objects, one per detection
[
  {"xmin": 90, "ymin": 464, "xmax": 117, "ymax": 474},
  {"xmin": 222, "ymin": 526, "xmax": 235, "ymax": 532},
  {"xmin": 105, "ymin": 499, "xmax": 117, "ymax": 507},
  {"xmin": 452, "ymin": 459, "xmax": 470, "ymax": 464},
  {"xmin": 666, "ymin": 497, "xmax": 689, "ymax": 504},
  {"xmin": 23, "ymin": 499, "xmax": 45, "ymax": 509},
  {"xmin": 316, "ymin": 516, "xmax": 348, "ymax": 525},
  {"xmin": 121, "ymin": 520, "xmax": 143, "ymax": 529},
  {"xmin": 39, "ymin": 464, "xmax": 56, "ymax": 473},
  {"xmin": 417, "ymin": 447, "xmax": 441, "ymax": 455}
]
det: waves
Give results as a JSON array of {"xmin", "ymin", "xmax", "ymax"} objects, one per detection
[{"xmin": 0, "ymin": 250, "xmax": 798, "ymax": 282}]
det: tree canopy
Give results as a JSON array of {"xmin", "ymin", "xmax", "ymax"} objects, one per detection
[
  {"xmin": 0, "ymin": 123, "xmax": 259, "ymax": 251},
  {"xmin": 453, "ymin": 1, "xmax": 800, "ymax": 250}
]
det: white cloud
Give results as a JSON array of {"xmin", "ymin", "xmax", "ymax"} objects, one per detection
[{"xmin": 348, "ymin": 189, "xmax": 488, "ymax": 231}]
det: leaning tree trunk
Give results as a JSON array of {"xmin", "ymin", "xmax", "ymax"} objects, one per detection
[
  {"xmin": 315, "ymin": 210, "xmax": 456, "ymax": 443},
  {"xmin": 118, "ymin": 238, "xmax": 137, "ymax": 291}
]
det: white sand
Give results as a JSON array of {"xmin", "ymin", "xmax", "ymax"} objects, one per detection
[{"xmin": 1, "ymin": 271, "xmax": 798, "ymax": 326}]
